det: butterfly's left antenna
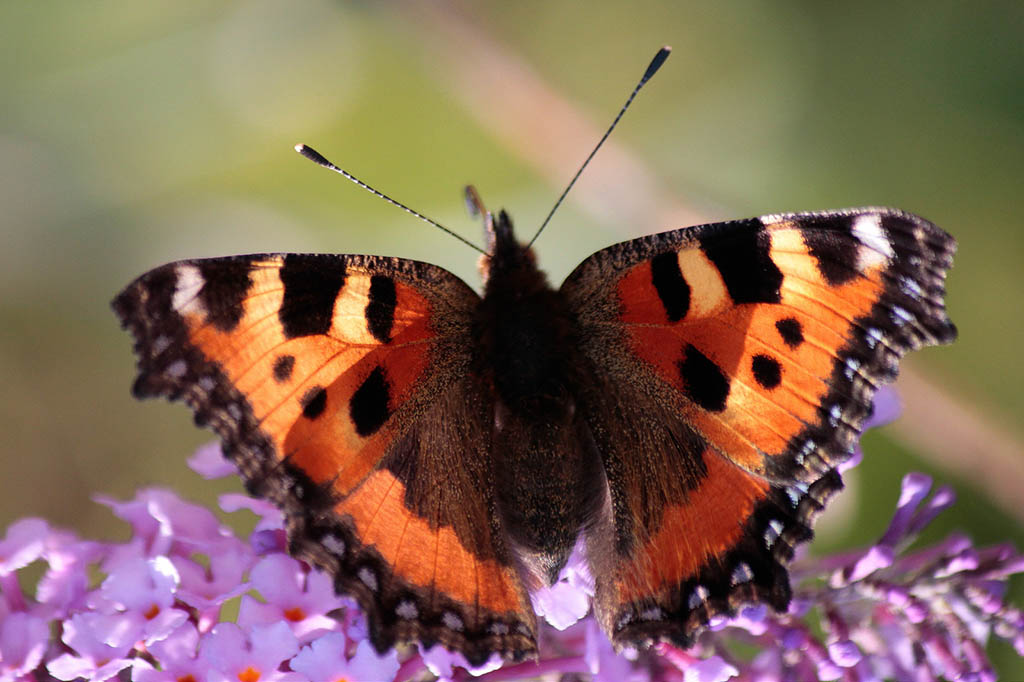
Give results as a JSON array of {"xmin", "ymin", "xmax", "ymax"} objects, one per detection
[
  {"xmin": 294, "ymin": 144, "xmax": 487, "ymax": 256},
  {"xmin": 526, "ymin": 46, "xmax": 671, "ymax": 248}
]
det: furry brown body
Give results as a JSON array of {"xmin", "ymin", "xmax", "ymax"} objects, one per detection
[{"xmin": 473, "ymin": 211, "xmax": 605, "ymax": 583}]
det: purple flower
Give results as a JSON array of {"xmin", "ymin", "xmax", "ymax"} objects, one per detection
[
  {"xmin": 421, "ymin": 641, "xmax": 505, "ymax": 679},
  {"xmin": 0, "ymin": 520, "xmax": 47, "ymax": 615},
  {"xmin": 47, "ymin": 612, "xmax": 140, "ymax": 681},
  {"xmin": 658, "ymin": 644, "xmax": 738, "ymax": 682},
  {"xmin": 132, "ymin": 622, "xmax": 206, "ymax": 682},
  {"xmin": 866, "ymin": 384, "xmax": 902, "ymax": 429},
  {"xmin": 96, "ymin": 488, "xmax": 240, "ymax": 559},
  {"xmin": 219, "ymin": 492, "xmax": 285, "ymax": 533},
  {"xmin": 93, "ymin": 556, "xmax": 187, "ymax": 644},
  {"xmin": 0, "ymin": 517, "xmax": 48, "ymax": 576},
  {"xmin": 172, "ymin": 551, "xmax": 251, "ymax": 615},
  {"xmin": 291, "ymin": 632, "xmax": 400, "ymax": 682},
  {"xmin": 840, "ymin": 384, "xmax": 901, "ymax": 473},
  {"xmin": 877, "ymin": 471, "xmax": 935, "ymax": 547},
  {"xmin": 530, "ymin": 537, "xmax": 594, "ymax": 630},
  {"xmin": 584, "ymin": 619, "xmax": 646, "ymax": 681},
  {"xmin": 827, "ymin": 638, "xmax": 862, "ymax": 668},
  {"xmin": 36, "ymin": 528, "xmax": 102, "ymax": 616},
  {"xmin": 771, "ymin": 473, "xmax": 1015, "ymax": 682},
  {"xmin": 682, "ymin": 655, "xmax": 738, "ymax": 682},
  {"xmin": 0, "ymin": 611, "xmax": 49, "ymax": 678},
  {"xmin": 187, "ymin": 440, "xmax": 238, "ymax": 479},
  {"xmin": 201, "ymin": 621, "xmax": 301, "ymax": 682},
  {"xmin": 237, "ymin": 554, "xmax": 345, "ymax": 642}
]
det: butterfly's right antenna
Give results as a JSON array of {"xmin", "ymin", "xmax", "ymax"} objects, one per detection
[
  {"xmin": 295, "ymin": 143, "xmax": 487, "ymax": 256},
  {"xmin": 526, "ymin": 46, "xmax": 671, "ymax": 248}
]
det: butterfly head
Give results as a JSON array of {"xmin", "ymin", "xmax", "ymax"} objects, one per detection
[{"xmin": 479, "ymin": 209, "xmax": 541, "ymax": 291}]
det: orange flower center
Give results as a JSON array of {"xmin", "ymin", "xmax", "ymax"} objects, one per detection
[{"xmin": 237, "ymin": 666, "xmax": 261, "ymax": 682}]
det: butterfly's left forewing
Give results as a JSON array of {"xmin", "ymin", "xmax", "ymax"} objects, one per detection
[
  {"xmin": 114, "ymin": 253, "xmax": 537, "ymax": 663},
  {"xmin": 561, "ymin": 209, "xmax": 956, "ymax": 648}
]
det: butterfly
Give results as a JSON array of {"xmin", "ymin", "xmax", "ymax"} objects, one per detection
[{"xmin": 112, "ymin": 50, "xmax": 956, "ymax": 666}]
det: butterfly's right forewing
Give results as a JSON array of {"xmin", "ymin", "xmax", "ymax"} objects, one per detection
[{"xmin": 560, "ymin": 209, "xmax": 955, "ymax": 648}]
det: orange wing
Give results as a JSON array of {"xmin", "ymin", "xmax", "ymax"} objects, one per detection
[
  {"xmin": 113, "ymin": 253, "xmax": 536, "ymax": 664},
  {"xmin": 561, "ymin": 209, "xmax": 956, "ymax": 647}
]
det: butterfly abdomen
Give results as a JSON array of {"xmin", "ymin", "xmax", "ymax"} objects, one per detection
[{"xmin": 475, "ymin": 222, "xmax": 605, "ymax": 583}]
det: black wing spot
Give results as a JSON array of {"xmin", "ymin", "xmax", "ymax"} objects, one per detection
[
  {"xmin": 197, "ymin": 259, "xmax": 253, "ymax": 332},
  {"xmin": 273, "ymin": 355, "xmax": 295, "ymax": 383},
  {"xmin": 365, "ymin": 275, "xmax": 397, "ymax": 343},
  {"xmin": 751, "ymin": 354, "xmax": 782, "ymax": 390},
  {"xmin": 650, "ymin": 251, "xmax": 691, "ymax": 322},
  {"xmin": 678, "ymin": 344, "xmax": 730, "ymax": 412},
  {"xmin": 300, "ymin": 386, "xmax": 328, "ymax": 420},
  {"xmin": 698, "ymin": 218, "xmax": 782, "ymax": 304},
  {"xmin": 279, "ymin": 255, "xmax": 347, "ymax": 339},
  {"xmin": 801, "ymin": 217, "xmax": 859, "ymax": 286},
  {"xmin": 775, "ymin": 318, "xmax": 804, "ymax": 349},
  {"xmin": 350, "ymin": 366, "xmax": 391, "ymax": 437}
]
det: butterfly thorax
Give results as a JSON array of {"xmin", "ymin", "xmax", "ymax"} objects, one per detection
[
  {"xmin": 473, "ymin": 211, "xmax": 605, "ymax": 584},
  {"xmin": 475, "ymin": 211, "xmax": 580, "ymax": 419}
]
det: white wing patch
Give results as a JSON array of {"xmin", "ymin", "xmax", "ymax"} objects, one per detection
[
  {"xmin": 172, "ymin": 264, "xmax": 207, "ymax": 317},
  {"xmin": 852, "ymin": 214, "xmax": 894, "ymax": 270}
]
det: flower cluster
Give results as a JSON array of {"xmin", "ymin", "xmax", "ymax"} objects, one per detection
[
  {"xmin": 0, "ymin": 476, "xmax": 407, "ymax": 682},
  {"xmin": 1, "ymin": 390, "xmax": 1021, "ymax": 681},
  {"xmin": 686, "ymin": 471, "xmax": 1024, "ymax": 682}
]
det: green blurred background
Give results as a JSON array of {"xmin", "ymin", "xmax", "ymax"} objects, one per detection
[{"xmin": 2, "ymin": 0, "xmax": 1021, "ymax": 676}]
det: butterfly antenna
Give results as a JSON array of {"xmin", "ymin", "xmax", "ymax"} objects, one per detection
[
  {"xmin": 294, "ymin": 144, "xmax": 487, "ymax": 255},
  {"xmin": 526, "ymin": 46, "xmax": 671, "ymax": 248}
]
